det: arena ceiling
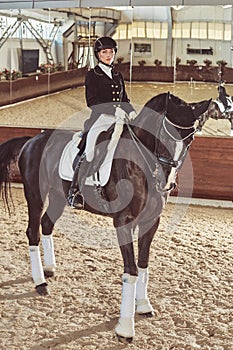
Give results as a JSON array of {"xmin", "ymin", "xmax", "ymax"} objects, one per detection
[{"xmin": 0, "ymin": 0, "xmax": 232, "ymax": 9}]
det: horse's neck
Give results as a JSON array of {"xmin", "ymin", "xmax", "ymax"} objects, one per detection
[{"xmin": 132, "ymin": 108, "xmax": 161, "ymax": 153}]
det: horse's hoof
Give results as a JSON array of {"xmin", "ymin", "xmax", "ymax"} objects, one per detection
[
  {"xmin": 44, "ymin": 269, "xmax": 55, "ymax": 278},
  {"xmin": 138, "ymin": 311, "xmax": 154, "ymax": 318},
  {"xmin": 116, "ymin": 333, "xmax": 133, "ymax": 344},
  {"xmin": 35, "ymin": 282, "xmax": 50, "ymax": 295}
]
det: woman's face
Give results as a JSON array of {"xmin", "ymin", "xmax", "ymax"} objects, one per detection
[{"xmin": 98, "ymin": 48, "xmax": 115, "ymax": 65}]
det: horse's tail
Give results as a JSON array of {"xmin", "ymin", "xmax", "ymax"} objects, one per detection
[{"xmin": 0, "ymin": 136, "xmax": 31, "ymax": 213}]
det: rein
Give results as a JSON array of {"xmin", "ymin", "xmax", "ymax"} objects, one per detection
[
  {"xmin": 125, "ymin": 121, "xmax": 177, "ymax": 195},
  {"xmin": 126, "ymin": 122, "xmax": 159, "ymax": 177}
]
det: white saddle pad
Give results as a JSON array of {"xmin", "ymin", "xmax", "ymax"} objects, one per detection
[
  {"xmin": 59, "ymin": 122, "xmax": 124, "ymax": 187},
  {"xmin": 58, "ymin": 133, "xmax": 81, "ymax": 181}
]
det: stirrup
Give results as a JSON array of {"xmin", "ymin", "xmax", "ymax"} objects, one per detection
[{"xmin": 67, "ymin": 191, "xmax": 84, "ymax": 209}]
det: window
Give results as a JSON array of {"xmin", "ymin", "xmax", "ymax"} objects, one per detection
[
  {"xmin": 0, "ymin": 15, "xmax": 56, "ymax": 40},
  {"xmin": 200, "ymin": 22, "xmax": 207, "ymax": 39},
  {"xmin": 113, "ymin": 23, "xmax": 130, "ymax": 40},
  {"xmin": 134, "ymin": 43, "xmax": 151, "ymax": 56},
  {"xmin": 114, "ymin": 21, "xmax": 167, "ymax": 40},
  {"xmin": 161, "ymin": 22, "xmax": 168, "ymax": 39},
  {"xmin": 224, "ymin": 23, "xmax": 231, "ymax": 40},
  {"xmin": 137, "ymin": 22, "xmax": 145, "ymax": 38},
  {"xmin": 182, "ymin": 22, "xmax": 190, "ymax": 38},
  {"xmin": 173, "ymin": 21, "xmax": 231, "ymax": 41},
  {"xmin": 191, "ymin": 22, "xmax": 199, "ymax": 38},
  {"xmin": 208, "ymin": 22, "xmax": 223, "ymax": 40}
]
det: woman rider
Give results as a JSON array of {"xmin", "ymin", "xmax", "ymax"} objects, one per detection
[{"xmin": 67, "ymin": 36, "xmax": 136, "ymax": 209}]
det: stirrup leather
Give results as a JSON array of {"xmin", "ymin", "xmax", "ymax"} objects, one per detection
[{"xmin": 68, "ymin": 190, "xmax": 84, "ymax": 209}]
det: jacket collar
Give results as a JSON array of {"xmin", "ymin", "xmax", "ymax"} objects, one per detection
[{"xmin": 94, "ymin": 65, "xmax": 119, "ymax": 79}]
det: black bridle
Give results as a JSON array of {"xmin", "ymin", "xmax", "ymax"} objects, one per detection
[
  {"xmin": 126, "ymin": 107, "xmax": 196, "ymax": 195},
  {"xmin": 156, "ymin": 113, "xmax": 195, "ymax": 169}
]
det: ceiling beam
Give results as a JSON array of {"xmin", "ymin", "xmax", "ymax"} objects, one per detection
[{"xmin": 0, "ymin": 1, "xmax": 232, "ymax": 10}]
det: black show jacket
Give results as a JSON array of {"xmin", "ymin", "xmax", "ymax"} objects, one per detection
[{"xmin": 84, "ymin": 65, "xmax": 135, "ymax": 131}]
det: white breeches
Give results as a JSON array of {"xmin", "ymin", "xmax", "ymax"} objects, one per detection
[{"xmin": 85, "ymin": 114, "xmax": 116, "ymax": 162}]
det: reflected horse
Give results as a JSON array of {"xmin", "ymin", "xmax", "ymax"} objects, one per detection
[
  {"xmin": 197, "ymin": 97, "xmax": 233, "ymax": 137},
  {"xmin": 0, "ymin": 92, "xmax": 210, "ymax": 342}
]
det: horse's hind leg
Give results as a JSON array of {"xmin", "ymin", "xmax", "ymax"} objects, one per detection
[
  {"xmin": 41, "ymin": 188, "xmax": 66, "ymax": 278},
  {"xmin": 136, "ymin": 218, "xmax": 160, "ymax": 317},
  {"xmin": 25, "ymin": 195, "xmax": 49, "ymax": 295}
]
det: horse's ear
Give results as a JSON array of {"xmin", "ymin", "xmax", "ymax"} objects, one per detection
[
  {"xmin": 166, "ymin": 92, "xmax": 178, "ymax": 112},
  {"xmin": 193, "ymin": 98, "xmax": 212, "ymax": 118}
]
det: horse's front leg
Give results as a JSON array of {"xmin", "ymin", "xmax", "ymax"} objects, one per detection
[
  {"xmin": 136, "ymin": 219, "xmax": 160, "ymax": 317},
  {"xmin": 114, "ymin": 222, "xmax": 137, "ymax": 343}
]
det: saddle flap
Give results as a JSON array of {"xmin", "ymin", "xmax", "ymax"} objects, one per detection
[{"xmin": 59, "ymin": 121, "xmax": 124, "ymax": 187}]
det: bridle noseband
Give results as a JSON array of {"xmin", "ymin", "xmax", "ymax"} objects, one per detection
[
  {"xmin": 163, "ymin": 116, "xmax": 196, "ymax": 141},
  {"xmin": 156, "ymin": 113, "xmax": 195, "ymax": 170}
]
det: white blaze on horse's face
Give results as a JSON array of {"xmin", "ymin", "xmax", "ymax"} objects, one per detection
[{"xmin": 164, "ymin": 141, "xmax": 183, "ymax": 190}]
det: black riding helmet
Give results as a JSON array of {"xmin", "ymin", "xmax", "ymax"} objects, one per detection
[{"xmin": 94, "ymin": 37, "xmax": 118, "ymax": 60}]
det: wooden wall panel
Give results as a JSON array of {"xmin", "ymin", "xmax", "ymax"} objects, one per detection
[
  {"xmin": 177, "ymin": 136, "xmax": 233, "ymax": 201},
  {"xmin": 0, "ymin": 127, "xmax": 232, "ymax": 201},
  {"xmin": 0, "ymin": 126, "xmax": 41, "ymax": 143}
]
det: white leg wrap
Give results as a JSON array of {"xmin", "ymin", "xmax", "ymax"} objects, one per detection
[
  {"xmin": 115, "ymin": 317, "xmax": 135, "ymax": 339},
  {"xmin": 136, "ymin": 267, "xmax": 154, "ymax": 314},
  {"xmin": 29, "ymin": 246, "xmax": 46, "ymax": 286},
  {"xmin": 42, "ymin": 234, "xmax": 56, "ymax": 271},
  {"xmin": 115, "ymin": 273, "xmax": 137, "ymax": 338}
]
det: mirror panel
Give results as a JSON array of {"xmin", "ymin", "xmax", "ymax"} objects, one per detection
[{"xmin": 0, "ymin": 6, "xmax": 232, "ymax": 137}]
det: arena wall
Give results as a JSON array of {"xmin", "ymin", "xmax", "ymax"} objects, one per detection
[{"xmin": 0, "ymin": 126, "xmax": 232, "ymax": 201}]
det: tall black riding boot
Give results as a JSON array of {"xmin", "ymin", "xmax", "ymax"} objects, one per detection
[{"xmin": 67, "ymin": 162, "xmax": 84, "ymax": 209}]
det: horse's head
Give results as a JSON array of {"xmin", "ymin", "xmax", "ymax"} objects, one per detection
[{"xmin": 140, "ymin": 92, "xmax": 211, "ymax": 192}]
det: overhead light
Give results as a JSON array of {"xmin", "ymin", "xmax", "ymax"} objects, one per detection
[{"xmin": 222, "ymin": 5, "xmax": 232, "ymax": 8}]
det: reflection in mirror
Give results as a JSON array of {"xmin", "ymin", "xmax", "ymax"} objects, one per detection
[
  {"xmin": 125, "ymin": 6, "xmax": 233, "ymax": 137},
  {"xmin": 0, "ymin": 6, "xmax": 233, "ymax": 137}
]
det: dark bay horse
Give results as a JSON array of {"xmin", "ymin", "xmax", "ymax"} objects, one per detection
[{"xmin": 0, "ymin": 92, "xmax": 211, "ymax": 342}]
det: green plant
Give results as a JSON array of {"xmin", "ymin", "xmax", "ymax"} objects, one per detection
[
  {"xmin": 68, "ymin": 61, "xmax": 79, "ymax": 70},
  {"xmin": 116, "ymin": 56, "xmax": 124, "ymax": 64},
  {"xmin": 55, "ymin": 62, "xmax": 65, "ymax": 71},
  {"xmin": 216, "ymin": 60, "xmax": 227, "ymax": 67},
  {"xmin": 1, "ymin": 68, "xmax": 22, "ymax": 80},
  {"xmin": 138, "ymin": 60, "xmax": 146, "ymax": 66},
  {"xmin": 154, "ymin": 59, "xmax": 162, "ymax": 66},
  {"xmin": 186, "ymin": 59, "xmax": 197, "ymax": 66},
  {"xmin": 176, "ymin": 57, "xmax": 181, "ymax": 65},
  {"xmin": 204, "ymin": 59, "xmax": 212, "ymax": 66},
  {"xmin": 39, "ymin": 63, "xmax": 56, "ymax": 73}
]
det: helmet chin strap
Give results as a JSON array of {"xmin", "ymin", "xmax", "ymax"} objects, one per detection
[{"xmin": 98, "ymin": 59, "xmax": 114, "ymax": 68}]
